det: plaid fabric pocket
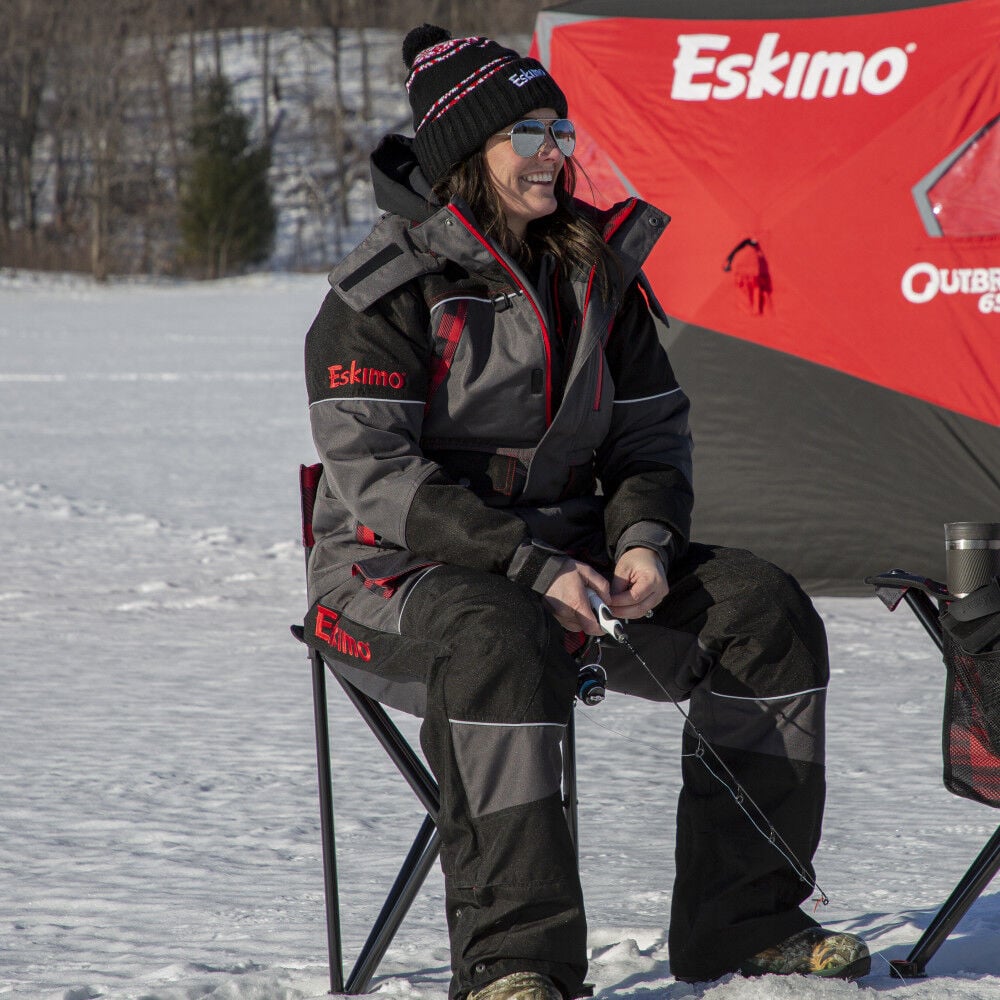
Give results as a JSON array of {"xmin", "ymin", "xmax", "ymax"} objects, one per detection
[{"xmin": 942, "ymin": 633, "xmax": 1000, "ymax": 808}]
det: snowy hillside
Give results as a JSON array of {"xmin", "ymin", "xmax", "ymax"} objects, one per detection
[{"xmin": 2, "ymin": 270, "xmax": 999, "ymax": 1000}]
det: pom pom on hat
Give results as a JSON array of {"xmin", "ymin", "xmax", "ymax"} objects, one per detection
[
  {"xmin": 402, "ymin": 24, "xmax": 451, "ymax": 70},
  {"xmin": 401, "ymin": 23, "xmax": 568, "ymax": 186}
]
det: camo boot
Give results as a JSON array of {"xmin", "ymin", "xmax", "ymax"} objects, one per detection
[
  {"xmin": 739, "ymin": 927, "xmax": 870, "ymax": 979},
  {"xmin": 468, "ymin": 972, "xmax": 563, "ymax": 1000}
]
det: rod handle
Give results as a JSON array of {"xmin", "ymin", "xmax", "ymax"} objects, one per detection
[{"xmin": 586, "ymin": 589, "xmax": 626, "ymax": 642}]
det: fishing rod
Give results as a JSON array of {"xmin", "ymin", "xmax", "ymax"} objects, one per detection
[{"xmin": 582, "ymin": 589, "xmax": 830, "ymax": 906}]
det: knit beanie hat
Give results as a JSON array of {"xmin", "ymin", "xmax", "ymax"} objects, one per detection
[{"xmin": 402, "ymin": 24, "xmax": 568, "ymax": 187}]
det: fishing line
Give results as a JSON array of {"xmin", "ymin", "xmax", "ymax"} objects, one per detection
[{"xmin": 583, "ymin": 590, "xmax": 830, "ymax": 907}]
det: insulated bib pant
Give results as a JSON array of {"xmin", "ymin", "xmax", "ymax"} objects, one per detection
[{"xmin": 308, "ymin": 543, "xmax": 829, "ymax": 995}]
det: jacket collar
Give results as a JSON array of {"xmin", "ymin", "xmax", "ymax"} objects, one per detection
[{"xmin": 333, "ymin": 130, "xmax": 670, "ymax": 310}]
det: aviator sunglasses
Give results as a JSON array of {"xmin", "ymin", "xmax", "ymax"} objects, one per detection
[{"xmin": 494, "ymin": 118, "xmax": 576, "ymax": 158}]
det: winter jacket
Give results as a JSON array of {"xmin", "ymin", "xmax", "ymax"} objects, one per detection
[{"xmin": 304, "ymin": 135, "xmax": 693, "ymax": 608}]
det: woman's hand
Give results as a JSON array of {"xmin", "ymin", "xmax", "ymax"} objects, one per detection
[
  {"xmin": 542, "ymin": 558, "xmax": 612, "ymax": 635},
  {"xmin": 606, "ymin": 547, "xmax": 668, "ymax": 621}
]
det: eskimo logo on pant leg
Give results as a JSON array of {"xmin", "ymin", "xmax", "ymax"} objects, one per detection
[{"xmin": 314, "ymin": 605, "xmax": 372, "ymax": 660}]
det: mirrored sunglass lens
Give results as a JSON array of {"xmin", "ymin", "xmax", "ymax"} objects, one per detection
[
  {"xmin": 510, "ymin": 120, "xmax": 546, "ymax": 156},
  {"xmin": 551, "ymin": 119, "xmax": 576, "ymax": 156}
]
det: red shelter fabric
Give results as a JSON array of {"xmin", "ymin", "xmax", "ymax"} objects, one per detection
[{"xmin": 534, "ymin": 1, "xmax": 1000, "ymax": 426}]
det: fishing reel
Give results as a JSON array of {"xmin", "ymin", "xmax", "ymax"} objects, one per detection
[
  {"xmin": 576, "ymin": 661, "xmax": 607, "ymax": 706},
  {"xmin": 574, "ymin": 590, "xmax": 627, "ymax": 706}
]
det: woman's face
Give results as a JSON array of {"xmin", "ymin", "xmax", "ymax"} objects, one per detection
[{"xmin": 483, "ymin": 106, "xmax": 565, "ymax": 242}]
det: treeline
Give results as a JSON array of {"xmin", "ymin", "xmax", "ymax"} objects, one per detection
[{"xmin": 0, "ymin": 0, "xmax": 547, "ymax": 279}]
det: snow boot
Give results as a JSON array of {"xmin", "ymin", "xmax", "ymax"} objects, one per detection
[
  {"xmin": 739, "ymin": 927, "xmax": 871, "ymax": 979},
  {"xmin": 468, "ymin": 972, "xmax": 563, "ymax": 1000}
]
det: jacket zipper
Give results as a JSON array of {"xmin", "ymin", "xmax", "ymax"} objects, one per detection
[{"xmin": 447, "ymin": 204, "xmax": 555, "ymax": 426}]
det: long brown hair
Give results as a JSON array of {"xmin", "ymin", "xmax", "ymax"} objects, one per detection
[{"xmin": 432, "ymin": 153, "xmax": 622, "ymax": 298}]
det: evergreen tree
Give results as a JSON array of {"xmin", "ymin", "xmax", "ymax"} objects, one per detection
[{"xmin": 179, "ymin": 75, "xmax": 276, "ymax": 277}]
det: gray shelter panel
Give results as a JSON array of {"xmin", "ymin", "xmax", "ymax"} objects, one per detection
[{"xmin": 661, "ymin": 320, "xmax": 1000, "ymax": 596}]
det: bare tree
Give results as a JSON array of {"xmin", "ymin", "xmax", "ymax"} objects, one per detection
[
  {"xmin": 0, "ymin": 0, "xmax": 63, "ymax": 261},
  {"xmin": 306, "ymin": 0, "xmax": 362, "ymax": 251},
  {"xmin": 146, "ymin": 4, "xmax": 187, "ymax": 199},
  {"xmin": 44, "ymin": 2, "xmax": 181, "ymax": 278}
]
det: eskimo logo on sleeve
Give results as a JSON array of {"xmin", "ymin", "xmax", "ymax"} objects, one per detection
[{"xmin": 328, "ymin": 360, "xmax": 408, "ymax": 390}]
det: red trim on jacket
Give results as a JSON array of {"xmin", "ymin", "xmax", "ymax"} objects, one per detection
[
  {"xmin": 356, "ymin": 523, "xmax": 378, "ymax": 546},
  {"xmin": 426, "ymin": 300, "xmax": 468, "ymax": 414},
  {"xmin": 446, "ymin": 204, "xmax": 555, "ymax": 426},
  {"xmin": 602, "ymin": 198, "xmax": 638, "ymax": 243},
  {"xmin": 351, "ymin": 561, "xmax": 435, "ymax": 599}
]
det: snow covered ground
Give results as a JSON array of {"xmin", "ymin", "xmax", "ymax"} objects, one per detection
[{"xmin": 2, "ymin": 270, "xmax": 999, "ymax": 1000}]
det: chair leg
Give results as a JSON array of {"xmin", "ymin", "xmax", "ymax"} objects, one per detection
[
  {"xmin": 323, "ymin": 663, "xmax": 442, "ymax": 992},
  {"xmin": 331, "ymin": 670, "xmax": 440, "ymax": 818},
  {"xmin": 310, "ymin": 648, "xmax": 345, "ymax": 994},
  {"xmin": 890, "ymin": 825, "xmax": 1000, "ymax": 978},
  {"xmin": 346, "ymin": 816, "xmax": 442, "ymax": 993}
]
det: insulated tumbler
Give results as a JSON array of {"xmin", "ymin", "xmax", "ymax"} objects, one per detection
[{"xmin": 945, "ymin": 522, "xmax": 1000, "ymax": 598}]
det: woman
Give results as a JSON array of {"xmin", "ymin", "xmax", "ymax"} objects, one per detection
[{"xmin": 303, "ymin": 24, "xmax": 868, "ymax": 1000}]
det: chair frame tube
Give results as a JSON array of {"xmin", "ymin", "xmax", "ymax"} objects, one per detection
[{"xmin": 310, "ymin": 646, "xmax": 345, "ymax": 993}]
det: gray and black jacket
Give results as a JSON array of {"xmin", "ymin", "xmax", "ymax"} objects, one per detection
[{"xmin": 304, "ymin": 135, "xmax": 693, "ymax": 608}]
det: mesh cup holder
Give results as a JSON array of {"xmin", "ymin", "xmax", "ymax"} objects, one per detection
[{"xmin": 943, "ymin": 633, "xmax": 1000, "ymax": 807}]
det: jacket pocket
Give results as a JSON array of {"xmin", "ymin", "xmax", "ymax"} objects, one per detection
[{"xmin": 352, "ymin": 551, "xmax": 438, "ymax": 599}]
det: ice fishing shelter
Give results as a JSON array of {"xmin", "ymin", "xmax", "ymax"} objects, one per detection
[{"xmin": 533, "ymin": 0, "xmax": 1000, "ymax": 594}]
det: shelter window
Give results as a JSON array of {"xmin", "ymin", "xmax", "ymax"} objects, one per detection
[{"xmin": 913, "ymin": 114, "xmax": 1000, "ymax": 237}]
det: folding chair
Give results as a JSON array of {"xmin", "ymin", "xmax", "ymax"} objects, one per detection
[
  {"xmin": 866, "ymin": 568, "xmax": 1000, "ymax": 978},
  {"xmin": 291, "ymin": 462, "xmax": 584, "ymax": 994}
]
